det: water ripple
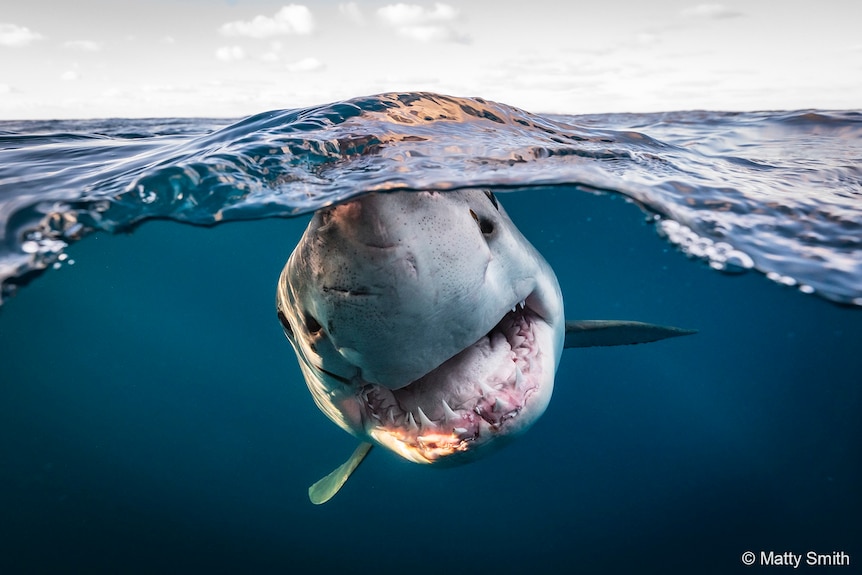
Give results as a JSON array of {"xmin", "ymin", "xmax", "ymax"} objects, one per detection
[{"xmin": 1, "ymin": 93, "xmax": 860, "ymax": 305}]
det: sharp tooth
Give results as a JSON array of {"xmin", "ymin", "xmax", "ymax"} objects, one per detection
[
  {"xmin": 454, "ymin": 427, "xmax": 468, "ymax": 435},
  {"xmin": 511, "ymin": 305, "xmax": 517, "ymax": 313},
  {"xmin": 415, "ymin": 406, "xmax": 434, "ymax": 428},
  {"xmin": 519, "ymin": 299, "xmax": 526, "ymax": 310},
  {"xmin": 441, "ymin": 399, "xmax": 459, "ymax": 421},
  {"xmin": 406, "ymin": 411, "xmax": 418, "ymax": 431},
  {"xmin": 387, "ymin": 407, "xmax": 396, "ymax": 424},
  {"xmin": 493, "ymin": 397, "xmax": 508, "ymax": 413},
  {"xmin": 515, "ymin": 365, "xmax": 525, "ymax": 387},
  {"xmin": 479, "ymin": 380, "xmax": 496, "ymax": 396}
]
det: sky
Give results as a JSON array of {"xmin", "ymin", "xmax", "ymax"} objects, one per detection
[{"xmin": 1, "ymin": 0, "xmax": 860, "ymax": 119}]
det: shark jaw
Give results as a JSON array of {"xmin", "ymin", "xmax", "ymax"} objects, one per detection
[{"xmin": 352, "ymin": 292, "xmax": 557, "ymax": 464}]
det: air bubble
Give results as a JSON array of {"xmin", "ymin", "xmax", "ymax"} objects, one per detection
[
  {"xmin": 767, "ymin": 271, "xmax": 797, "ymax": 287},
  {"xmin": 20, "ymin": 234, "xmax": 67, "ymax": 256},
  {"xmin": 656, "ymin": 219, "xmax": 753, "ymax": 275},
  {"xmin": 138, "ymin": 185, "xmax": 158, "ymax": 204},
  {"xmin": 723, "ymin": 251, "xmax": 754, "ymax": 273}
]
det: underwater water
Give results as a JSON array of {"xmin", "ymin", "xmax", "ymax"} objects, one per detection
[{"xmin": 0, "ymin": 93, "xmax": 860, "ymax": 574}]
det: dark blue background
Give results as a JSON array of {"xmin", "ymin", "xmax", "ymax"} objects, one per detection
[{"xmin": 1, "ymin": 188, "xmax": 859, "ymax": 574}]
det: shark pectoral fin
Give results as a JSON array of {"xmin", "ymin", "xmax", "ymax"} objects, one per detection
[
  {"xmin": 308, "ymin": 442, "xmax": 373, "ymax": 505},
  {"xmin": 564, "ymin": 320, "xmax": 697, "ymax": 349}
]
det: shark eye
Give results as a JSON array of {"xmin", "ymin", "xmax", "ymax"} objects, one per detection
[
  {"xmin": 470, "ymin": 208, "xmax": 495, "ymax": 236},
  {"xmin": 484, "ymin": 190, "xmax": 499, "ymax": 210},
  {"xmin": 277, "ymin": 309, "xmax": 294, "ymax": 339},
  {"xmin": 304, "ymin": 312, "xmax": 323, "ymax": 334}
]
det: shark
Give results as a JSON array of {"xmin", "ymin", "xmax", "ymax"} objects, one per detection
[{"xmin": 276, "ymin": 189, "xmax": 694, "ymax": 503}]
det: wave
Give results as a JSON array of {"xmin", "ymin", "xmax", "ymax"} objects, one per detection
[{"xmin": 1, "ymin": 92, "xmax": 860, "ymax": 305}]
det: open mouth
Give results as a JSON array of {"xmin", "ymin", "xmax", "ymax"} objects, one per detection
[{"xmin": 358, "ymin": 294, "xmax": 549, "ymax": 463}]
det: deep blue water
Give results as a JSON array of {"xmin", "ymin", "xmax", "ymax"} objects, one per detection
[{"xmin": 0, "ymin": 93, "xmax": 860, "ymax": 574}]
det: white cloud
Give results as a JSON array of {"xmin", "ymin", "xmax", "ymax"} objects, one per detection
[
  {"xmin": 378, "ymin": 3, "xmax": 457, "ymax": 25},
  {"xmin": 0, "ymin": 23, "xmax": 44, "ymax": 47},
  {"xmin": 161, "ymin": 36, "xmax": 176, "ymax": 45},
  {"xmin": 215, "ymin": 45, "xmax": 245, "ymax": 62},
  {"xmin": 681, "ymin": 4, "xmax": 744, "ymax": 19},
  {"xmin": 287, "ymin": 56, "xmax": 324, "ymax": 72},
  {"xmin": 377, "ymin": 3, "xmax": 469, "ymax": 43},
  {"xmin": 61, "ymin": 69, "xmax": 79, "ymax": 81},
  {"xmin": 219, "ymin": 5, "xmax": 314, "ymax": 38},
  {"xmin": 0, "ymin": 83, "xmax": 13, "ymax": 94},
  {"xmin": 64, "ymin": 40, "xmax": 102, "ymax": 52},
  {"xmin": 339, "ymin": 2, "xmax": 365, "ymax": 25}
]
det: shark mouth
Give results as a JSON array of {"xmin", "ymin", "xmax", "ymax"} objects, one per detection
[{"xmin": 358, "ymin": 296, "xmax": 549, "ymax": 464}]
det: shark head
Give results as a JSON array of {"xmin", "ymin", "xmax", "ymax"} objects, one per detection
[{"xmin": 277, "ymin": 190, "xmax": 565, "ymax": 464}]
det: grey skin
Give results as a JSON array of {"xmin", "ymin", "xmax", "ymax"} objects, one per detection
[{"xmin": 276, "ymin": 190, "xmax": 694, "ymax": 503}]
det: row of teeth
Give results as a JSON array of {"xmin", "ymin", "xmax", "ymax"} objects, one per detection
[
  {"xmin": 363, "ymin": 364, "xmax": 527, "ymax": 435},
  {"xmin": 367, "ymin": 397, "xmax": 470, "ymax": 436},
  {"xmin": 510, "ymin": 299, "xmax": 527, "ymax": 313}
]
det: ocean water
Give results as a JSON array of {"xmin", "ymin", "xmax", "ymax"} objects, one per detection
[{"xmin": 0, "ymin": 93, "xmax": 859, "ymax": 574}]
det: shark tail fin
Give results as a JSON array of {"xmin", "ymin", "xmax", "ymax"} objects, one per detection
[
  {"xmin": 308, "ymin": 442, "xmax": 373, "ymax": 505},
  {"xmin": 564, "ymin": 320, "xmax": 696, "ymax": 349}
]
